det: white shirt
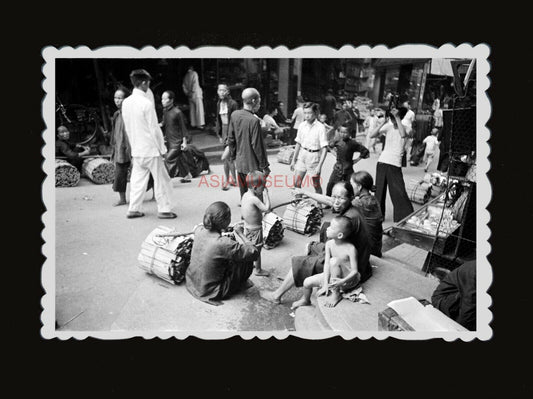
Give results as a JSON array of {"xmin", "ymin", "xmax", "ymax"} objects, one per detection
[
  {"xmin": 423, "ymin": 135, "xmax": 440, "ymax": 153},
  {"xmin": 263, "ymin": 114, "xmax": 280, "ymax": 131},
  {"xmin": 292, "ymin": 107, "xmax": 305, "ymax": 129},
  {"xmin": 378, "ymin": 121, "xmax": 405, "ymax": 167},
  {"xmin": 402, "ymin": 109, "xmax": 415, "ymax": 135},
  {"xmin": 295, "ymin": 119, "xmax": 328, "ymax": 150},
  {"xmin": 121, "ymin": 88, "xmax": 167, "ymax": 158},
  {"xmin": 219, "ymin": 101, "xmax": 229, "ymax": 125}
]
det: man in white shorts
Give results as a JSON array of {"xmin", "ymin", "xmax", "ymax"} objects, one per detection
[{"xmin": 290, "ymin": 102, "xmax": 328, "ymax": 194}]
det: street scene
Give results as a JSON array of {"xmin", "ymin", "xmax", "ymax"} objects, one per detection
[{"xmin": 48, "ymin": 51, "xmax": 481, "ymax": 335}]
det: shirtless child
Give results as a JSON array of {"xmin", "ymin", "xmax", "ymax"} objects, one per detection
[
  {"xmin": 241, "ymin": 170, "xmax": 271, "ymax": 276},
  {"xmin": 291, "ymin": 215, "xmax": 360, "ymax": 309}
]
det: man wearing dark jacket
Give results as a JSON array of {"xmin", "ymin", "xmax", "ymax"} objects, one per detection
[
  {"xmin": 227, "ymin": 87, "xmax": 270, "ymax": 198},
  {"xmin": 431, "ymin": 260, "xmax": 476, "ymax": 331},
  {"xmin": 216, "ymin": 84, "xmax": 239, "ymax": 190}
]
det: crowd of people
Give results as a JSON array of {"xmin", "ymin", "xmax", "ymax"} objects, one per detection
[{"xmin": 56, "ymin": 67, "xmax": 474, "ymax": 329}]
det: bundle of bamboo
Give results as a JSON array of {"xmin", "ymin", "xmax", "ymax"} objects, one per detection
[
  {"xmin": 277, "ymin": 145, "xmax": 295, "ymax": 164},
  {"xmin": 406, "ymin": 180, "xmax": 432, "ymax": 204},
  {"xmin": 282, "ymin": 199, "xmax": 323, "ymax": 235},
  {"xmin": 138, "ymin": 226, "xmax": 194, "ymax": 285},
  {"xmin": 82, "ymin": 158, "xmax": 115, "ymax": 184},
  {"xmin": 55, "ymin": 159, "xmax": 80, "ymax": 187},
  {"xmin": 262, "ymin": 212, "xmax": 285, "ymax": 249}
]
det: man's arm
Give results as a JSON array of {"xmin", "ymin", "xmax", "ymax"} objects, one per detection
[
  {"xmin": 146, "ymin": 103, "xmax": 167, "ymax": 155},
  {"xmin": 316, "ymin": 146, "xmax": 327, "ymax": 174},
  {"xmin": 316, "ymin": 125, "xmax": 329, "ymax": 174},
  {"xmin": 353, "ymin": 141, "xmax": 370, "ymax": 161},
  {"xmin": 293, "ymin": 188, "xmax": 334, "ymax": 207},
  {"xmin": 227, "ymin": 115, "xmax": 236, "ymax": 157},
  {"xmin": 369, "ymin": 119, "xmax": 387, "ymax": 138},
  {"xmin": 251, "ymin": 119, "xmax": 270, "ymax": 172}
]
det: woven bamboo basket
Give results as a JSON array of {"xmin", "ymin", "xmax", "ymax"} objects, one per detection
[
  {"xmin": 277, "ymin": 146, "xmax": 295, "ymax": 164},
  {"xmin": 55, "ymin": 159, "xmax": 80, "ymax": 187},
  {"xmin": 282, "ymin": 199, "xmax": 323, "ymax": 235},
  {"xmin": 262, "ymin": 212, "xmax": 285, "ymax": 249},
  {"xmin": 406, "ymin": 180, "xmax": 432, "ymax": 204},
  {"xmin": 138, "ymin": 226, "xmax": 194, "ymax": 285},
  {"xmin": 82, "ymin": 158, "xmax": 115, "ymax": 184}
]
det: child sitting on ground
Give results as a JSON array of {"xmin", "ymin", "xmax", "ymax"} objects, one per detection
[
  {"xmin": 422, "ymin": 128, "xmax": 441, "ymax": 172},
  {"xmin": 241, "ymin": 170, "xmax": 271, "ymax": 276},
  {"xmin": 291, "ymin": 215, "xmax": 360, "ymax": 309}
]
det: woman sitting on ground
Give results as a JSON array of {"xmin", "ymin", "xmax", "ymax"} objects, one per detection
[
  {"xmin": 350, "ymin": 171, "xmax": 383, "ymax": 258},
  {"xmin": 260, "ymin": 181, "xmax": 372, "ymax": 308},
  {"xmin": 186, "ymin": 201, "xmax": 260, "ymax": 305}
]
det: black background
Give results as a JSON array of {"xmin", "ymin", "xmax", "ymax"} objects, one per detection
[{"xmin": 12, "ymin": 7, "xmax": 530, "ymax": 397}]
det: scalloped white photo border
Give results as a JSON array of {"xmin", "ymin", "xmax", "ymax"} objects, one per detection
[{"xmin": 41, "ymin": 44, "xmax": 491, "ymax": 340}]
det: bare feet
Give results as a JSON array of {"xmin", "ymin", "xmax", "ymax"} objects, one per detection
[
  {"xmin": 291, "ymin": 298, "xmax": 311, "ymax": 310},
  {"xmin": 259, "ymin": 290, "xmax": 281, "ymax": 304},
  {"xmin": 324, "ymin": 290, "xmax": 342, "ymax": 308},
  {"xmin": 113, "ymin": 200, "xmax": 127, "ymax": 207},
  {"xmin": 253, "ymin": 268, "xmax": 270, "ymax": 277}
]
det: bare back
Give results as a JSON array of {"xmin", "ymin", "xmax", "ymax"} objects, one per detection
[{"xmin": 241, "ymin": 192, "xmax": 264, "ymax": 229}]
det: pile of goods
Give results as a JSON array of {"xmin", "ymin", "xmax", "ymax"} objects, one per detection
[
  {"xmin": 282, "ymin": 199, "xmax": 323, "ymax": 235},
  {"xmin": 404, "ymin": 202, "xmax": 461, "ymax": 238},
  {"xmin": 55, "ymin": 159, "xmax": 80, "ymax": 187},
  {"xmin": 406, "ymin": 179, "xmax": 432, "ymax": 204},
  {"xmin": 82, "ymin": 158, "xmax": 115, "ymax": 184},
  {"xmin": 138, "ymin": 226, "xmax": 194, "ymax": 285},
  {"xmin": 262, "ymin": 212, "xmax": 285, "ymax": 250},
  {"xmin": 277, "ymin": 145, "xmax": 295, "ymax": 165},
  {"xmin": 352, "ymin": 96, "xmax": 373, "ymax": 120}
]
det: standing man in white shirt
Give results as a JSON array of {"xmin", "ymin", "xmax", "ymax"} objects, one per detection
[
  {"xmin": 121, "ymin": 69, "xmax": 176, "ymax": 219},
  {"xmin": 290, "ymin": 102, "xmax": 328, "ymax": 194}
]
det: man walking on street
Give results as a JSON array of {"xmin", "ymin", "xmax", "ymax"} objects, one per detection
[
  {"xmin": 227, "ymin": 88, "xmax": 270, "ymax": 198},
  {"xmin": 121, "ymin": 69, "xmax": 176, "ymax": 219},
  {"xmin": 216, "ymin": 83, "xmax": 239, "ymax": 190}
]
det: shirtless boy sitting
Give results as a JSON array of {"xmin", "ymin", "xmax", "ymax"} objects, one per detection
[
  {"xmin": 291, "ymin": 215, "xmax": 360, "ymax": 309},
  {"xmin": 241, "ymin": 170, "xmax": 271, "ymax": 276}
]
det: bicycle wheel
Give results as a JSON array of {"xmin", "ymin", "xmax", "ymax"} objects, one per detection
[{"xmin": 56, "ymin": 104, "xmax": 98, "ymax": 145}]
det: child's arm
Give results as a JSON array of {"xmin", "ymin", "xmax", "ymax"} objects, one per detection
[
  {"xmin": 317, "ymin": 241, "xmax": 332, "ymax": 296},
  {"xmin": 251, "ymin": 194, "xmax": 270, "ymax": 213},
  {"xmin": 262, "ymin": 188, "xmax": 271, "ymax": 212},
  {"xmin": 329, "ymin": 245, "xmax": 358, "ymax": 289}
]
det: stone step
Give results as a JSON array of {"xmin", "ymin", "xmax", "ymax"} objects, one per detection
[
  {"xmin": 379, "ymin": 243, "xmax": 430, "ymax": 276},
  {"xmin": 294, "ymin": 305, "xmax": 332, "ymax": 331},
  {"xmin": 315, "ymin": 253, "xmax": 440, "ymax": 331}
]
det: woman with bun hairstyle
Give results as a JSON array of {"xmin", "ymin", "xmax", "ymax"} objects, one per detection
[{"xmin": 186, "ymin": 202, "xmax": 259, "ymax": 305}]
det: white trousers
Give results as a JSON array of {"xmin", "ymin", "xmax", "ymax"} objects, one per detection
[
  {"xmin": 128, "ymin": 156, "xmax": 173, "ymax": 213},
  {"xmin": 189, "ymin": 97, "xmax": 205, "ymax": 127}
]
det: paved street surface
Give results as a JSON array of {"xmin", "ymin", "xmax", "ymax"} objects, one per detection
[{"xmin": 55, "ymin": 131, "xmax": 436, "ymax": 332}]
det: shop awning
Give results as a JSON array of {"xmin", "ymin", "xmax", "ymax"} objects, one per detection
[{"xmin": 430, "ymin": 59, "xmax": 454, "ymax": 77}]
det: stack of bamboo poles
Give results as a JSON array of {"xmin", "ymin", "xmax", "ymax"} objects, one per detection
[
  {"xmin": 138, "ymin": 226, "xmax": 194, "ymax": 285},
  {"xmin": 277, "ymin": 145, "xmax": 295, "ymax": 164},
  {"xmin": 55, "ymin": 159, "xmax": 80, "ymax": 187},
  {"xmin": 82, "ymin": 158, "xmax": 115, "ymax": 184},
  {"xmin": 282, "ymin": 199, "xmax": 323, "ymax": 235},
  {"xmin": 406, "ymin": 179, "xmax": 432, "ymax": 204},
  {"xmin": 262, "ymin": 212, "xmax": 285, "ymax": 249}
]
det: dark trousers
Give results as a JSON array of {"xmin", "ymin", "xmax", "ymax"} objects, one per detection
[
  {"xmin": 326, "ymin": 164, "xmax": 350, "ymax": 197},
  {"xmin": 165, "ymin": 146, "xmax": 190, "ymax": 178},
  {"xmin": 375, "ymin": 162, "xmax": 414, "ymax": 222},
  {"xmin": 113, "ymin": 161, "xmax": 130, "ymax": 192},
  {"xmin": 237, "ymin": 172, "xmax": 249, "ymax": 198}
]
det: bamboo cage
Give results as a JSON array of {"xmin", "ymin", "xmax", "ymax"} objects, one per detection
[
  {"xmin": 262, "ymin": 212, "xmax": 285, "ymax": 249},
  {"xmin": 82, "ymin": 158, "xmax": 115, "ymax": 184},
  {"xmin": 55, "ymin": 159, "xmax": 80, "ymax": 187},
  {"xmin": 138, "ymin": 226, "xmax": 194, "ymax": 285},
  {"xmin": 406, "ymin": 179, "xmax": 432, "ymax": 204},
  {"xmin": 277, "ymin": 146, "xmax": 295, "ymax": 164},
  {"xmin": 282, "ymin": 199, "xmax": 323, "ymax": 235}
]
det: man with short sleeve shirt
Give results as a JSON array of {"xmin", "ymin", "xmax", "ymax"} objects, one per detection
[{"xmin": 290, "ymin": 102, "xmax": 328, "ymax": 194}]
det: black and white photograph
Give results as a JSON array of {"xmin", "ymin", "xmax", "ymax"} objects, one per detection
[{"xmin": 41, "ymin": 45, "xmax": 490, "ymax": 339}]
